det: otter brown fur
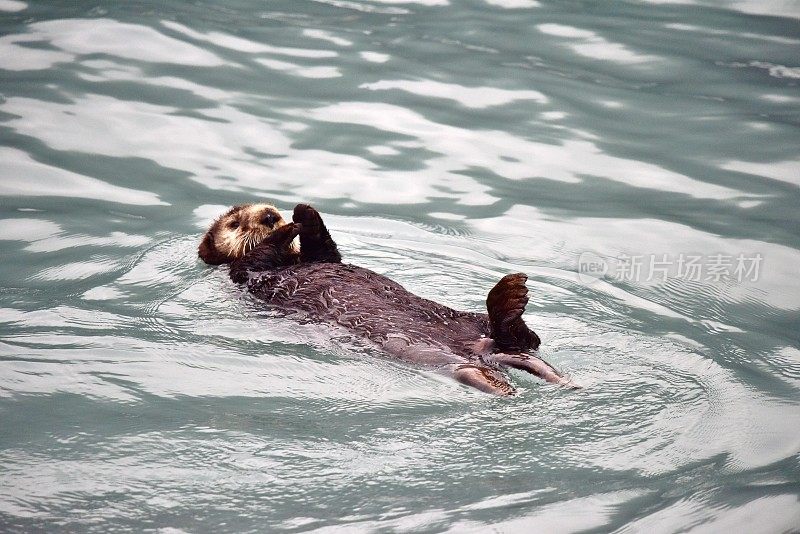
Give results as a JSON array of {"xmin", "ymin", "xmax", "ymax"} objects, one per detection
[{"xmin": 199, "ymin": 203, "xmax": 574, "ymax": 395}]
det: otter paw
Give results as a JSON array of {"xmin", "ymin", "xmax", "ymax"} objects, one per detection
[
  {"xmin": 292, "ymin": 204, "xmax": 342, "ymax": 263},
  {"xmin": 292, "ymin": 203, "xmax": 323, "ymax": 228},
  {"xmin": 262, "ymin": 222, "xmax": 301, "ymax": 245}
]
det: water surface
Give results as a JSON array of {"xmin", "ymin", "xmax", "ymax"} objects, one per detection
[{"xmin": 1, "ymin": 0, "xmax": 799, "ymax": 532}]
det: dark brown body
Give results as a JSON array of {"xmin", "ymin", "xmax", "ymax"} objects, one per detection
[
  {"xmin": 249, "ymin": 262, "xmax": 490, "ymax": 365},
  {"xmin": 202, "ymin": 204, "xmax": 573, "ymax": 394}
]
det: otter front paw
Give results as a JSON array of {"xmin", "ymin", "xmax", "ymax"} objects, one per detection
[
  {"xmin": 292, "ymin": 203, "xmax": 323, "ymax": 228},
  {"xmin": 261, "ymin": 222, "xmax": 301, "ymax": 246},
  {"xmin": 292, "ymin": 204, "xmax": 341, "ymax": 263},
  {"xmin": 229, "ymin": 264, "xmax": 250, "ymax": 284},
  {"xmin": 229, "ymin": 223, "xmax": 302, "ymax": 283}
]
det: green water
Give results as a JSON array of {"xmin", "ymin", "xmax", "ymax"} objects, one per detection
[{"xmin": 1, "ymin": 0, "xmax": 799, "ymax": 532}]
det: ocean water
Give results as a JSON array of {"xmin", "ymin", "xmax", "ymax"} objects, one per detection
[{"xmin": 1, "ymin": 0, "xmax": 799, "ymax": 532}]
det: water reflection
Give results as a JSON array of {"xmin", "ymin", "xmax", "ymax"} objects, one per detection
[
  {"xmin": 307, "ymin": 101, "xmax": 748, "ymax": 199},
  {"xmin": 0, "ymin": 147, "xmax": 167, "ymax": 205},
  {"xmin": 360, "ymin": 79, "xmax": 548, "ymax": 108},
  {"xmin": 20, "ymin": 19, "xmax": 224, "ymax": 66},
  {"xmin": 0, "ymin": 0, "xmax": 798, "ymax": 531},
  {"xmin": 537, "ymin": 23, "xmax": 659, "ymax": 64},
  {"xmin": 162, "ymin": 21, "xmax": 340, "ymax": 58}
]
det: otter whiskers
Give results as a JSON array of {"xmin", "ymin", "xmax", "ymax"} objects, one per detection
[{"xmin": 236, "ymin": 231, "xmax": 265, "ymax": 258}]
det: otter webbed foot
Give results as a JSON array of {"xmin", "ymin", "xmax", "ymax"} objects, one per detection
[
  {"xmin": 293, "ymin": 204, "xmax": 342, "ymax": 264},
  {"xmin": 229, "ymin": 223, "xmax": 301, "ymax": 283},
  {"xmin": 450, "ymin": 363, "xmax": 516, "ymax": 396},
  {"xmin": 487, "ymin": 353, "xmax": 580, "ymax": 388},
  {"xmin": 486, "ymin": 273, "xmax": 541, "ymax": 352}
]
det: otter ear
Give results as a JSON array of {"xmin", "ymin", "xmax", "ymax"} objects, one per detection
[{"xmin": 198, "ymin": 231, "xmax": 228, "ymax": 265}]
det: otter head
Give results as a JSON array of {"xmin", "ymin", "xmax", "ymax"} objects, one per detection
[{"xmin": 198, "ymin": 203, "xmax": 289, "ymax": 265}]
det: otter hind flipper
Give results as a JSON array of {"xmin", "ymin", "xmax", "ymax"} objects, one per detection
[
  {"xmin": 293, "ymin": 204, "xmax": 342, "ymax": 264},
  {"xmin": 486, "ymin": 273, "xmax": 541, "ymax": 352},
  {"xmin": 229, "ymin": 223, "xmax": 301, "ymax": 283},
  {"xmin": 450, "ymin": 363, "xmax": 516, "ymax": 396},
  {"xmin": 488, "ymin": 353, "xmax": 579, "ymax": 388}
]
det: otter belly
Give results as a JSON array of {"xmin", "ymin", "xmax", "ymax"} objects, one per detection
[{"xmin": 246, "ymin": 263, "xmax": 490, "ymax": 366}]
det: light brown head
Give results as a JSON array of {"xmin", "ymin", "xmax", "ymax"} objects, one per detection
[{"xmin": 198, "ymin": 203, "xmax": 291, "ymax": 265}]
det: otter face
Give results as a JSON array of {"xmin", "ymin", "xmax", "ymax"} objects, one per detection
[{"xmin": 198, "ymin": 203, "xmax": 288, "ymax": 265}]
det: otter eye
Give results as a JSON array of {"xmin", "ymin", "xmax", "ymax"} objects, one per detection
[{"xmin": 228, "ymin": 221, "xmax": 240, "ymax": 229}]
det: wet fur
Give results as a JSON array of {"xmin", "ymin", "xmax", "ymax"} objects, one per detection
[{"xmin": 199, "ymin": 203, "xmax": 573, "ymax": 394}]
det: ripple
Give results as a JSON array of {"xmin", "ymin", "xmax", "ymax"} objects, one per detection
[
  {"xmin": 305, "ymin": 102, "xmax": 747, "ymax": 200},
  {"xmin": 255, "ymin": 57, "xmax": 342, "ymax": 79},
  {"xmin": 0, "ymin": 148, "xmax": 167, "ymax": 206},
  {"xmin": 33, "ymin": 258, "xmax": 120, "ymax": 281},
  {"xmin": 302, "ymin": 28, "xmax": 353, "ymax": 47},
  {"xmin": 360, "ymin": 79, "xmax": 548, "ymax": 108},
  {"xmin": 26, "ymin": 18, "xmax": 225, "ymax": 66},
  {"xmin": 618, "ymin": 493, "xmax": 800, "ymax": 533},
  {"xmin": 161, "ymin": 21, "xmax": 338, "ymax": 58},
  {"xmin": 0, "ymin": 35, "xmax": 73, "ymax": 71},
  {"xmin": 537, "ymin": 23, "xmax": 660, "ymax": 65},
  {"xmin": 0, "ymin": 0, "xmax": 25, "ymax": 11},
  {"xmin": 721, "ymin": 158, "xmax": 800, "ymax": 187},
  {"xmin": 483, "ymin": 0, "xmax": 540, "ymax": 8},
  {"xmin": 360, "ymin": 51, "xmax": 390, "ymax": 63}
]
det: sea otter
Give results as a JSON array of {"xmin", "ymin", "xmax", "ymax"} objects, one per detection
[{"xmin": 199, "ymin": 203, "xmax": 575, "ymax": 395}]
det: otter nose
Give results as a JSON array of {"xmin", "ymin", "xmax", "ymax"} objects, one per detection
[{"xmin": 260, "ymin": 213, "xmax": 277, "ymax": 226}]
